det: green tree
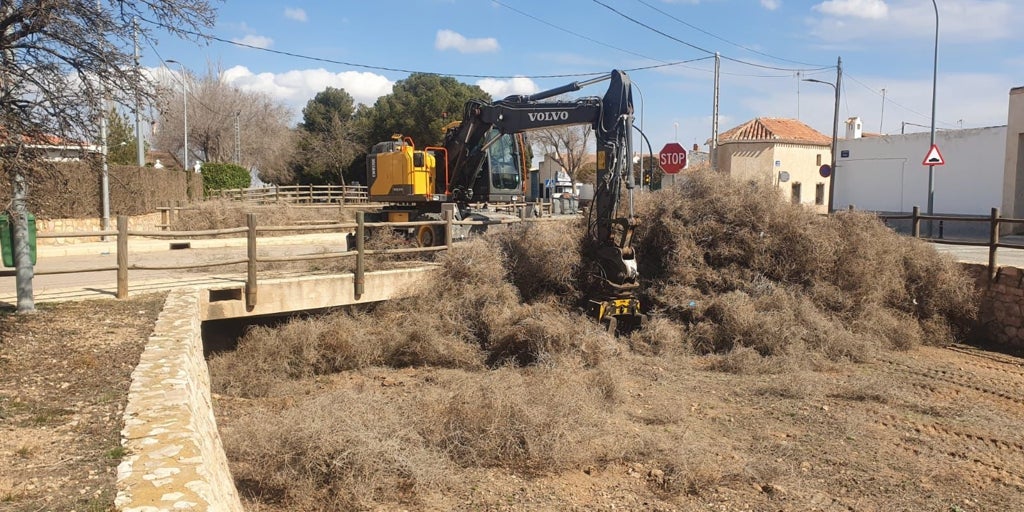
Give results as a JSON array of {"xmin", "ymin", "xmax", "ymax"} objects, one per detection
[
  {"xmin": 105, "ymin": 107, "xmax": 143, "ymax": 165},
  {"xmin": 355, "ymin": 73, "xmax": 491, "ymax": 150},
  {"xmin": 287, "ymin": 87, "xmax": 362, "ymax": 185}
]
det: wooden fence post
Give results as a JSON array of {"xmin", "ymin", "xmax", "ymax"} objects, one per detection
[
  {"xmin": 911, "ymin": 206, "xmax": 921, "ymax": 238},
  {"xmin": 989, "ymin": 207, "xmax": 1000, "ymax": 282},
  {"xmin": 355, "ymin": 212, "xmax": 365, "ymax": 298},
  {"xmin": 246, "ymin": 213, "xmax": 257, "ymax": 310},
  {"xmin": 116, "ymin": 216, "xmax": 128, "ymax": 299},
  {"xmin": 444, "ymin": 208, "xmax": 454, "ymax": 249}
]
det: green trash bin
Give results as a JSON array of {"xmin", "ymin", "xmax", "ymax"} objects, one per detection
[{"xmin": 0, "ymin": 213, "xmax": 37, "ymax": 267}]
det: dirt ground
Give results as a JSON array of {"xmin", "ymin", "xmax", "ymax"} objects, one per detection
[
  {"xmin": 2, "ymin": 295, "xmax": 1024, "ymax": 511},
  {"xmin": 0, "ymin": 294, "xmax": 166, "ymax": 512},
  {"xmin": 215, "ymin": 341, "xmax": 1024, "ymax": 511}
]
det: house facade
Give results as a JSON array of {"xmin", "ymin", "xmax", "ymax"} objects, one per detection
[{"xmin": 714, "ymin": 118, "xmax": 832, "ymax": 214}]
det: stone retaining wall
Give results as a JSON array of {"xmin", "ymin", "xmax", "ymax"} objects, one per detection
[
  {"xmin": 963, "ymin": 263, "xmax": 1024, "ymax": 349},
  {"xmin": 36, "ymin": 213, "xmax": 164, "ymax": 245},
  {"xmin": 115, "ymin": 289, "xmax": 243, "ymax": 512}
]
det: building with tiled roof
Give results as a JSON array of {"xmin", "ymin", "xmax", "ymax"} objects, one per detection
[{"xmin": 713, "ymin": 117, "xmax": 833, "ymax": 213}]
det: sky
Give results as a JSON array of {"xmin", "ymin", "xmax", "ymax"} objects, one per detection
[{"xmin": 142, "ymin": 0, "xmax": 1023, "ymax": 158}]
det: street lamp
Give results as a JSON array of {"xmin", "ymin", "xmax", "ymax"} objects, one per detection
[
  {"xmin": 927, "ymin": 0, "xmax": 939, "ymax": 233},
  {"xmin": 803, "ymin": 58, "xmax": 842, "ymax": 213},
  {"xmin": 165, "ymin": 60, "xmax": 188, "ymax": 171}
]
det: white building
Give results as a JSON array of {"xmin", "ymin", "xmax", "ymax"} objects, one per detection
[{"xmin": 834, "ymin": 120, "xmax": 1006, "ymax": 216}]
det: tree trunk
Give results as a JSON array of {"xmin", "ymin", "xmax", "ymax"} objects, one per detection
[{"xmin": 12, "ymin": 168, "xmax": 34, "ymax": 313}]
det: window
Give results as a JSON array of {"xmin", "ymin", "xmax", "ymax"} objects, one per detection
[
  {"xmin": 487, "ymin": 130, "xmax": 522, "ymax": 191},
  {"xmin": 815, "ymin": 183, "xmax": 825, "ymax": 205},
  {"xmin": 816, "ymin": 154, "xmax": 822, "ymax": 166},
  {"xmin": 791, "ymin": 182, "xmax": 801, "ymax": 204}
]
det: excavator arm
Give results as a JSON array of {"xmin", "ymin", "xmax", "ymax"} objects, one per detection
[{"xmin": 446, "ymin": 70, "xmax": 642, "ymax": 331}]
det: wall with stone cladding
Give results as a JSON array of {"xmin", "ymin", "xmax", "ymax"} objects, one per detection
[
  {"xmin": 115, "ymin": 289, "xmax": 243, "ymax": 512},
  {"xmin": 963, "ymin": 263, "xmax": 1024, "ymax": 349},
  {"xmin": 35, "ymin": 213, "xmax": 163, "ymax": 245}
]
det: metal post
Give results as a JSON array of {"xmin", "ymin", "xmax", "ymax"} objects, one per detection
[
  {"xmin": 988, "ymin": 207, "xmax": 999, "ymax": 282},
  {"xmin": 101, "ymin": 101, "xmax": 110, "ymax": 236},
  {"xmin": 245, "ymin": 213, "xmax": 257, "ymax": 309},
  {"xmin": 116, "ymin": 216, "xmax": 128, "ymax": 299},
  {"xmin": 927, "ymin": 0, "xmax": 940, "ymax": 236},
  {"xmin": 355, "ymin": 212, "xmax": 365, "ymax": 298}
]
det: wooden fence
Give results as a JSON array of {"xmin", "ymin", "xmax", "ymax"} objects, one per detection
[
  {"xmin": 4, "ymin": 212, "xmax": 563, "ymax": 307},
  {"xmin": 875, "ymin": 206, "xmax": 1024, "ymax": 280},
  {"xmin": 209, "ymin": 184, "xmax": 369, "ymax": 204}
]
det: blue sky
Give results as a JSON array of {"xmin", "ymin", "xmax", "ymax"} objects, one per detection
[{"xmin": 144, "ymin": 0, "xmax": 1022, "ymax": 155}]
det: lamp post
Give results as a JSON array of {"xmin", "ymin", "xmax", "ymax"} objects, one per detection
[
  {"xmin": 927, "ymin": 0, "xmax": 939, "ymax": 234},
  {"xmin": 803, "ymin": 57, "xmax": 842, "ymax": 213},
  {"xmin": 165, "ymin": 60, "xmax": 188, "ymax": 171},
  {"xmin": 633, "ymin": 81, "xmax": 645, "ymax": 192}
]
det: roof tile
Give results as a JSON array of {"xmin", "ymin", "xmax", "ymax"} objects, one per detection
[{"xmin": 718, "ymin": 117, "xmax": 831, "ymax": 146}]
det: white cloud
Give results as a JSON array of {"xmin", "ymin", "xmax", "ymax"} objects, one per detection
[
  {"xmin": 476, "ymin": 77, "xmax": 540, "ymax": 99},
  {"xmin": 809, "ymin": 0, "xmax": 1019, "ymax": 42},
  {"xmin": 232, "ymin": 34, "xmax": 273, "ymax": 49},
  {"xmin": 761, "ymin": 0, "xmax": 781, "ymax": 10},
  {"xmin": 813, "ymin": 0, "xmax": 889, "ymax": 19},
  {"xmin": 221, "ymin": 66, "xmax": 394, "ymax": 118},
  {"xmin": 284, "ymin": 8, "xmax": 307, "ymax": 22},
  {"xmin": 434, "ymin": 29, "xmax": 499, "ymax": 54}
]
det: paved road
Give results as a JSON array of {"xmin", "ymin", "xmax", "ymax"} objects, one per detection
[
  {"xmin": 2, "ymin": 234, "xmax": 1023, "ymax": 307},
  {"xmin": 0, "ymin": 234, "xmax": 349, "ymax": 306}
]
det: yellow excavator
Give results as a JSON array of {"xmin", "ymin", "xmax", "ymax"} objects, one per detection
[{"xmin": 363, "ymin": 70, "xmax": 642, "ymax": 331}]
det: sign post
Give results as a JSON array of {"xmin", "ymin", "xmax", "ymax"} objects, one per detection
[{"xmin": 659, "ymin": 142, "xmax": 687, "ymax": 187}]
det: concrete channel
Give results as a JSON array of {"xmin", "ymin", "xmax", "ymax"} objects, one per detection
[{"xmin": 114, "ymin": 267, "xmax": 433, "ymax": 511}]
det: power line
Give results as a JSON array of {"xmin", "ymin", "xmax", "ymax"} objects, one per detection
[
  {"xmin": 492, "ymin": 0, "xmax": 668, "ymax": 65},
  {"xmin": 139, "ymin": 16, "xmax": 708, "ymax": 80},
  {"xmin": 845, "ymin": 72, "xmax": 958, "ymax": 129},
  {"xmin": 590, "ymin": 0, "xmax": 834, "ymax": 73},
  {"xmin": 632, "ymin": 0, "xmax": 827, "ymax": 68}
]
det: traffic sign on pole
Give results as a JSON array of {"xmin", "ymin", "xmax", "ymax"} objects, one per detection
[
  {"xmin": 922, "ymin": 144, "xmax": 945, "ymax": 166},
  {"xmin": 659, "ymin": 142, "xmax": 687, "ymax": 174}
]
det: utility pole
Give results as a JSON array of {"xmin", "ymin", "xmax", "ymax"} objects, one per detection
[
  {"xmin": 134, "ymin": 17, "xmax": 144, "ymax": 167},
  {"xmin": 234, "ymin": 111, "xmax": 241, "ymax": 164},
  {"xmin": 711, "ymin": 52, "xmax": 720, "ymax": 170},
  {"xmin": 830, "ymin": 57, "xmax": 842, "ymax": 213},
  {"xmin": 879, "ymin": 88, "xmax": 886, "ymax": 134}
]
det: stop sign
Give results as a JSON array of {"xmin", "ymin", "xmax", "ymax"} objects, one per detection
[{"xmin": 659, "ymin": 142, "xmax": 687, "ymax": 174}]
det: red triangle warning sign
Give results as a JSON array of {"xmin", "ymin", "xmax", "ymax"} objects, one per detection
[{"xmin": 922, "ymin": 144, "xmax": 945, "ymax": 166}]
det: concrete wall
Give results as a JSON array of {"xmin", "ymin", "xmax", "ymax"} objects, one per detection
[
  {"xmin": 835, "ymin": 126, "xmax": 1006, "ymax": 215},
  {"xmin": 1004, "ymin": 87, "xmax": 1024, "ymax": 225}
]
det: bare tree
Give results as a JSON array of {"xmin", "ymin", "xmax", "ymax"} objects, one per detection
[
  {"xmin": 0, "ymin": 1, "xmax": 217, "ymax": 312},
  {"xmin": 154, "ymin": 65, "xmax": 293, "ymax": 179},
  {"xmin": 531, "ymin": 124, "xmax": 593, "ymax": 191}
]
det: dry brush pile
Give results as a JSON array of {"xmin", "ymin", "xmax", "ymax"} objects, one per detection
[{"xmin": 210, "ymin": 172, "xmax": 978, "ymax": 510}]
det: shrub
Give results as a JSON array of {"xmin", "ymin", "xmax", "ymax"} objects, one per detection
[{"xmin": 200, "ymin": 162, "xmax": 250, "ymax": 195}]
